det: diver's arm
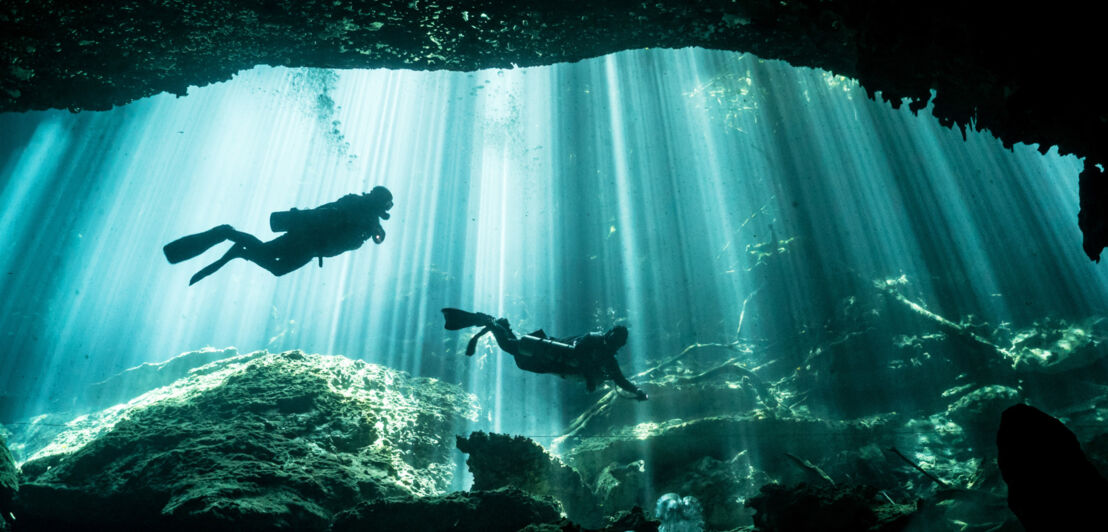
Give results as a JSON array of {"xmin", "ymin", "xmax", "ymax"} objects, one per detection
[{"xmin": 605, "ymin": 358, "xmax": 647, "ymax": 400}]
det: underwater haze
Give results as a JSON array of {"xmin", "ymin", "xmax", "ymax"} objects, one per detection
[{"xmin": 1, "ymin": 48, "xmax": 1106, "ymax": 526}]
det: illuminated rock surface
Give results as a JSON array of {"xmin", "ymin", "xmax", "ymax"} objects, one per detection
[
  {"xmin": 457, "ymin": 431, "xmax": 602, "ymax": 526},
  {"xmin": 10, "ymin": 350, "xmax": 477, "ymax": 530},
  {"xmin": 81, "ymin": 346, "xmax": 242, "ymax": 411}
]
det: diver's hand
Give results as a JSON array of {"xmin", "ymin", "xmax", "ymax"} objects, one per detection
[{"xmin": 634, "ymin": 390, "xmax": 648, "ymax": 401}]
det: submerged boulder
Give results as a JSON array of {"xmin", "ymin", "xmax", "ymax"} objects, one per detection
[
  {"xmin": 997, "ymin": 404, "xmax": 1108, "ymax": 531},
  {"xmin": 457, "ymin": 432, "xmax": 602, "ymax": 526},
  {"xmin": 746, "ymin": 483, "xmax": 916, "ymax": 532},
  {"xmin": 12, "ymin": 350, "xmax": 477, "ymax": 531}
]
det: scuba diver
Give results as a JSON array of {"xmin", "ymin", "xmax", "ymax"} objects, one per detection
[
  {"xmin": 442, "ymin": 308, "xmax": 648, "ymax": 401},
  {"xmin": 163, "ymin": 186, "xmax": 393, "ymax": 285}
]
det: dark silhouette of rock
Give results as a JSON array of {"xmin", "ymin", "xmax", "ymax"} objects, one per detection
[
  {"xmin": 746, "ymin": 483, "xmax": 916, "ymax": 532},
  {"xmin": 330, "ymin": 487, "xmax": 561, "ymax": 532},
  {"xmin": 0, "ymin": 433, "xmax": 15, "ymax": 526},
  {"xmin": 457, "ymin": 432, "xmax": 603, "ymax": 527},
  {"xmin": 519, "ymin": 506, "xmax": 659, "ymax": 532},
  {"xmin": 997, "ymin": 404, "xmax": 1108, "ymax": 531}
]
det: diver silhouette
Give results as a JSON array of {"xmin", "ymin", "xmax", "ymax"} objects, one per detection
[
  {"xmin": 163, "ymin": 186, "xmax": 393, "ymax": 285},
  {"xmin": 442, "ymin": 308, "xmax": 648, "ymax": 400}
]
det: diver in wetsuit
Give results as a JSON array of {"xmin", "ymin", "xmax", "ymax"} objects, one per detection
[
  {"xmin": 163, "ymin": 186, "xmax": 393, "ymax": 285},
  {"xmin": 442, "ymin": 308, "xmax": 648, "ymax": 401}
]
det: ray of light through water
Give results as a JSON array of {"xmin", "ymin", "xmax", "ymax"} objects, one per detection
[{"xmin": 0, "ymin": 49, "xmax": 1104, "ymax": 486}]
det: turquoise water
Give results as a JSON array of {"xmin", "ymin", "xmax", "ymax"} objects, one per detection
[{"xmin": 0, "ymin": 48, "xmax": 1099, "ymax": 446}]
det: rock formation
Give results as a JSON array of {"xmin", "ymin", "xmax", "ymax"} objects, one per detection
[
  {"xmin": 10, "ymin": 350, "xmax": 477, "ymax": 530},
  {"xmin": 746, "ymin": 483, "xmax": 916, "ymax": 532},
  {"xmin": 331, "ymin": 487, "xmax": 562, "ymax": 532},
  {"xmin": 0, "ymin": 433, "xmax": 15, "ymax": 527},
  {"xmin": 457, "ymin": 431, "xmax": 603, "ymax": 526},
  {"xmin": 80, "ymin": 346, "xmax": 243, "ymax": 410},
  {"xmin": 997, "ymin": 404, "xmax": 1108, "ymax": 531}
]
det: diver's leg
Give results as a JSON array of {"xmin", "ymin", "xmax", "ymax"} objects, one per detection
[
  {"xmin": 486, "ymin": 319, "xmax": 521, "ymax": 356},
  {"xmin": 187, "ymin": 229, "xmax": 274, "ymax": 284},
  {"xmin": 234, "ymin": 234, "xmax": 313, "ymax": 277},
  {"xmin": 222, "ymin": 228, "xmax": 264, "ymax": 248},
  {"xmin": 462, "ymin": 318, "xmax": 520, "ymax": 357}
]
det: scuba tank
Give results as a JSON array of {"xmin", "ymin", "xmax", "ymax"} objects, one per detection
[
  {"xmin": 269, "ymin": 208, "xmax": 306, "ymax": 232},
  {"xmin": 518, "ymin": 333, "xmax": 577, "ymax": 366}
]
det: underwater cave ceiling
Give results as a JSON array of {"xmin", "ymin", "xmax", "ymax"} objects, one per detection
[{"xmin": 4, "ymin": 0, "xmax": 1108, "ymax": 259}]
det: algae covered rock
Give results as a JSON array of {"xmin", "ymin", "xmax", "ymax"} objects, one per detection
[
  {"xmin": 944, "ymin": 385, "xmax": 1020, "ymax": 429},
  {"xmin": 13, "ymin": 350, "xmax": 477, "ymax": 531},
  {"xmin": 457, "ymin": 431, "xmax": 602, "ymax": 526},
  {"xmin": 1003, "ymin": 317, "xmax": 1108, "ymax": 374}
]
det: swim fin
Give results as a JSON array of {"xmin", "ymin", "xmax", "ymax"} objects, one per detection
[
  {"xmin": 163, "ymin": 225, "xmax": 232, "ymax": 264},
  {"xmin": 188, "ymin": 245, "xmax": 240, "ymax": 285},
  {"xmin": 442, "ymin": 308, "xmax": 494, "ymax": 330},
  {"xmin": 466, "ymin": 327, "xmax": 491, "ymax": 356}
]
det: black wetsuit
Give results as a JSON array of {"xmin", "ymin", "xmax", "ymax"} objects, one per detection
[
  {"xmin": 485, "ymin": 321, "xmax": 645, "ymax": 398},
  {"xmin": 164, "ymin": 187, "xmax": 392, "ymax": 285}
]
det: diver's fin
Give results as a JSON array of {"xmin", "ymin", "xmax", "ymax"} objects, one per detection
[
  {"xmin": 188, "ymin": 247, "xmax": 238, "ymax": 285},
  {"xmin": 164, "ymin": 225, "xmax": 232, "ymax": 264},
  {"xmin": 442, "ymin": 308, "xmax": 493, "ymax": 330},
  {"xmin": 466, "ymin": 327, "xmax": 491, "ymax": 356}
]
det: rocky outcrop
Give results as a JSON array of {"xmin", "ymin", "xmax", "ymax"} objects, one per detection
[
  {"xmin": 997, "ymin": 404, "xmax": 1108, "ymax": 531},
  {"xmin": 0, "ymin": 433, "xmax": 15, "ymax": 527},
  {"xmin": 331, "ymin": 487, "xmax": 562, "ymax": 532},
  {"xmin": 10, "ymin": 350, "xmax": 477, "ymax": 531},
  {"xmin": 457, "ymin": 431, "xmax": 602, "ymax": 526},
  {"xmin": 746, "ymin": 483, "xmax": 917, "ymax": 532}
]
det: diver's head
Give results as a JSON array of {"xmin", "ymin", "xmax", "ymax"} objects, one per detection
[
  {"xmin": 364, "ymin": 186, "xmax": 393, "ymax": 244},
  {"xmin": 604, "ymin": 325, "xmax": 628, "ymax": 349},
  {"xmin": 366, "ymin": 186, "xmax": 394, "ymax": 218}
]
